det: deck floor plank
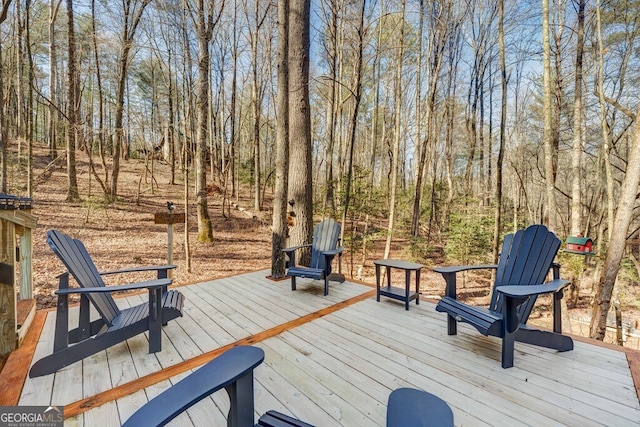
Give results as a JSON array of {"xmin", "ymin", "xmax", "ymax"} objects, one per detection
[
  {"xmin": 314, "ymin": 312, "xmax": 540, "ymax": 426},
  {"xmin": 13, "ymin": 269, "xmax": 640, "ymax": 427},
  {"xmin": 254, "ymin": 362, "xmax": 337, "ymax": 425},
  {"xmin": 335, "ymin": 300, "xmax": 637, "ymax": 425},
  {"xmin": 349, "ymin": 298, "xmax": 640, "ymax": 412},
  {"xmin": 260, "ymin": 340, "xmax": 373, "ymax": 426}
]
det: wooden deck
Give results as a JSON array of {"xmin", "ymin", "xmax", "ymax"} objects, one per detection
[{"xmin": 4, "ymin": 270, "xmax": 640, "ymax": 426}]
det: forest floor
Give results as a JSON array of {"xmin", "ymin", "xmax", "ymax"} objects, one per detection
[{"xmin": 11, "ymin": 144, "xmax": 640, "ymax": 355}]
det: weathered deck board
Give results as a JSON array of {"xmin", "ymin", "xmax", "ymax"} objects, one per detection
[
  {"xmin": 341, "ymin": 299, "xmax": 639, "ymax": 423},
  {"xmin": 12, "ymin": 269, "xmax": 640, "ymax": 426}
]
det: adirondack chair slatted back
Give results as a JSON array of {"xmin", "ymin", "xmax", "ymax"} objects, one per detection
[
  {"xmin": 48, "ymin": 230, "xmax": 121, "ymax": 325},
  {"xmin": 310, "ymin": 219, "xmax": 340, "ymax": 270},
  {"xmin": 489, "ymin": 225, "xmax": 561, "ymax": 321}
]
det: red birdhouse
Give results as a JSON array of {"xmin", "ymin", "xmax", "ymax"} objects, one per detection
[{"xmin": 565, "ymin": 235, "xmax": 594, "ymax": 255}]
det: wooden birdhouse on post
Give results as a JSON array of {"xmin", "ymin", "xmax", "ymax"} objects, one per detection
[
  {"xmin": 564, "ymin": 234, "xmax": 594, "ymax": 255},
  {"xmin": 0, "ymin": 194, "xmax": 37, "ymax": 359}
]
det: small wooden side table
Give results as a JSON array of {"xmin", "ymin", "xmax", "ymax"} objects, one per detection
[{"xmin": 374, "ymin": 259, "xmax": 424, "ymax": 310}]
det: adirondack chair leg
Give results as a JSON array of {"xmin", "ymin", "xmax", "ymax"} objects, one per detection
[
  {"xmin": 225, "ymin": 371, "xmax": 255, "ymax": 427},
  {"xmin": 441, "ymin": 272, "xmax": 458, "ymax": 336},
  {"xmin": 501, "ymin": 295, "xmax": 526, "ymax": 368},
  {"xmin": 553, "ymin": 289, "xmax": 563, "ymax": 333},
  {"xmin": 515, "ymin": 328, "xmax": 574, "ymax": 352},
  {"xmin": 78, "ymin": 294, "xmax": 91, "ymax": 341},
  {"xmin": 53, "ymin": 294, "xmax": 70, "ymax": 353},
  {"xmin": 323, "ymin": 276, "xmax": 329, "ymax": 296},
  {"xmin": 31, "ymin": 322, "xmax": 148, "ymax": 378},
  {"xmin": 69, "ymin": 295, "xmax": 104, "ymax": 344},
  {"xmin": 501, "ymin": 332, "xmax": 515, "ymax": 368},
  {"xmin": 291, "ymin": 276, "xmax": 296, "ymax": 291},
  {"xmin": 148, "ymin": 287, "xmax": 163, "ymax": 353}
]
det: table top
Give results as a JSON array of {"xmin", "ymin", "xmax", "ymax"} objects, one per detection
[{"xmin": 373, "ymin": 259, "xmax": 424, "ymax": 270}]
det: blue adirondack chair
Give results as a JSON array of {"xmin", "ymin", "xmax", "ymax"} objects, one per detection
[
  {"xmin": 435, "ymin": 224, "xmax": 573, "ymax": 368},
  {"xmin": 29, "ymin": 229, "xmax": 184, "ymax": 378},
  {"xmin": 123, "ymin": 345, "xmax": 454, "ymax": 427},
  {"xmin": 283, "ymin": 218, "xmax": 343, "ymax": 296}
]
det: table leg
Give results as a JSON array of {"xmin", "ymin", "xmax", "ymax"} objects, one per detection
[
  {"xmin": 415, "ymin": 268, "xmax": 420, "ymax": 305},
  {"xmin": 375, "ymin": 264, "xmax": 381, "ymax": 302},
  {"xmin": 405, "ymin": 269, "xmax": 410, "ymax": 310},
  {"xmin": 386, "ymin": 266, "xmax": 391, "ymax": 288}
]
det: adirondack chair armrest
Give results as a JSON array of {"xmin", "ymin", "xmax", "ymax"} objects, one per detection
[
  {"xmin": 283, "ymin": 244, "xmax": 312, "ymax": 267},
  {"xmin": 322, "ymin": 246, "xmax": 343, "ymax": 257},
  {"xmin": 55, "ymin": 278, "xmax": 172, "ymax": 295},
  {"xmin": 434, "ymin": 264, "xmax": 497, "ymax": 298},
  {"xmin": 497, "ymin": 279, "xmax": 571, "ymax": 298},
  {"xmin": 282, "ymin": 244, "xmax": 312, "ymax": 254},
  {"xmin": 99, "ymin": 264, "xmax": 177, "ymax": 279},
  {"xmin": 122, "ymin": 346, "xmax": 265, "ymax": 427},
  {"xmin": 433, "ymin": 264, "xmax": 498, "ymax": 274}
]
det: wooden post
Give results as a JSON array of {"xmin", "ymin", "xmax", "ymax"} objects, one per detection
[
  {"xmin": 154, "ymin": 207, "xmax": 184, "ymax": 279},
  {"xmin": 0, "ymin": 217, "xmax": 16, "ymax": 357},
  {"xmin": 167, "ymin": 223, "xmax": 173, "ymax": 275}
]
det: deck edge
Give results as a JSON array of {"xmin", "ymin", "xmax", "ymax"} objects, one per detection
[
  {"xmin": 0, "ymin": 310, "xmax": 46, "ymax": 405},
  {"xmin": 626, "ymin": 352, "xmax": 640, "ymax": 403}
]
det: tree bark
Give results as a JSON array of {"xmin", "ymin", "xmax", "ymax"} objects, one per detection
[
  {"xmin": 493, "ymin": 0, "xmax": 506, "ymax": 263},
  {"xmin": 193, "ymin": 0, "xmax": 217, "ymax": 243},
  {"xmin": 410, "ymin": 0, "xmax": 425, "ymax": 238},
  {"xmin": 339, "ymin": 0, "xmax": 365, "ymax": 246},
  {"xmin": 287, "ymin": 0, "xmax": 313, "ymax": 256},
  {"xmin": 542, "ymin": 0, "xmax": 556, "ymax": 230},
  {"xmin": 322, "ymin": 0, "xmax": 338, "ymax": 215},
  {"xmin": 65, "ymin": 0, "xmax": 79, "ymax": 201},
  {"xmin": 590, "ymin": 103, "xmax": 640, "ymax": 339},
  {"xmin": 271, "ymin": 0, "xmax": 289, "ymax": 279},
  {"xmin": 384, "ymin": 0, "xmax": 406, "ymax": 259},
  {"xmin": 0, "ymin": 2, "xmax": 15, "ymax": 191},
  {"xmin": 570, "ymin": 0, "xmax": 585, "ymax": 236}
]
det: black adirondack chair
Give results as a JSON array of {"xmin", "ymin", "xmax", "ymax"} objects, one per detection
[
  {"xmin": 283, "ymin": 218, "xmax": 343, "ymax": 296},
  {"xmin": 29, "ymin": 229, "xmax": 184, "ymax": 378},
  {"xmin": 435, "ymin": 224, "xmax": 573, "ymax": 368},
  {"xmin": 123, "ymin": 345, "xmax": 453, "ymax": 427}
]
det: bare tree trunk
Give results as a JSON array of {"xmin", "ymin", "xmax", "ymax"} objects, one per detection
[
  {"xmin": 271, "ymin": 0, "xmax": 289, "ymax": 279},
  {"xmin": 595, "ymin": 0, "xmax": 614, "ymax": 241},
  {"xmin": 79, "ymin": 0, "xmax": 109, "ymax": 196},
  {"xmin": 0, "ymin": 2, "xmax": 11, "ymax": 193},
  {"xmin": 443, "ymin": 14, "xmax": 464, "ymax": 232},
  {"xmin": 25, "ymin": 0, "xmax": 34, "ymax": 197},
  {"xmin": 384, "ymin": 0, "xmax": 406, "ymax": 259},
  {"xmin": 410, "ymin": 0, "xmax": 425, "ymax": 238},
  {"xmin": 242, "ymin": 0, "xmax": 268, "ymax": 212},
  {"xmin": 322, "ymin": 0, "xmax": 338, "ymax": 215},
  {"xmin": 339, "ymin": 0, "xmax": 365, "ymax": 246},
  {"xmin": 358, "ymin": 4, "xmax": 384, "ymax": 279},
  {"xmin": 193, "ymin": 0, "xmax": 219, "ymax": 243},
  {"xmin": 251, "ymin": 26, "xmax": 261, "ymax": 212},
  {"xmin": 15, "ymin": 0, "xmax": 24, "ymax": 147},
  {"xmin": 570, "ymin": 0, "xmax": 585, "ymax": 236},
  {"xmin": 288, "ymin": 0, "xmax": 313, "ymax": 255},
  {"xmin": 65, "ymin": 0, "xmax": 79, "ymax": 201},
  {"xmin": 542, "ymin": 0, "xmax": 556, "ymax": 230},
  {"xmin": 167, "ymin": 47, "xmax": 176, "ymax": 185},
  {"xmin": 493, "ymin": 0, "xmax": 506, "ymax": 263},
  {"xmin": 589, "ymin": 3, "xmax": 640, "ymax": 341},
  {"xmin": 110, "ymin": 0, "xmax": 151, "ymax": 200},
  {"xmin": 590, "ymin": 105, "xmax": 640, "ymax": 339}
]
